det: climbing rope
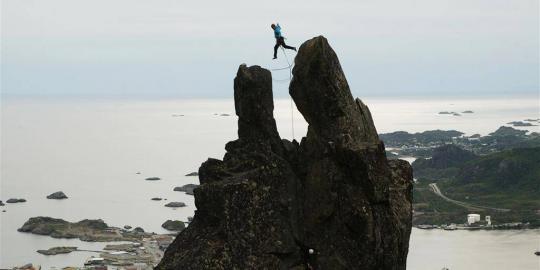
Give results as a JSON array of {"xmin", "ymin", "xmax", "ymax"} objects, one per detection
[{"xmin": 269, "ymin": 47, "xmax": 295, "ymax": 140}]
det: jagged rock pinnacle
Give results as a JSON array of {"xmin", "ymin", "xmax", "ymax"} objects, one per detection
[
  {"xmin": 290, "ymin": 36, "xmax": 379, "ymax": 146},
  {"xmin": 233, "ymin": 64, "xmax": 283, "ymax": 152},
  {"xmin": 157, "ymin": 36, "xmax": 412, "ymax": 270}
]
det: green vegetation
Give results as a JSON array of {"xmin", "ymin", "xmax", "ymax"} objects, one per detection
[
  {"xmin": 441, "ymin": 147, "xmax": 540, "ymax": 209},
  {"xmin": 383, "ymin": 126, "xmax": 540, "ymax": 227},
  {"xmin": 412, "ymin": 146, "xmax": 540, "ymax": 227}
]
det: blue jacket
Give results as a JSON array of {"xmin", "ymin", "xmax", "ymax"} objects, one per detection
[{"xmin": 274, "ymin": 24, "xmax": 282, "ymax": 38}]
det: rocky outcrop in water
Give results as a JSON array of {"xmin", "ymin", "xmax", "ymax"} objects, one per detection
[
  {"xmin": 162, "ymin": 220, "xmax": 186, "ymax": 231},
  {"xmin": 173, "ymin": 184, "xmax": 199, "ymax": 195},
  {"xmin": 46, "ymin": 191, "xmax": 68, "ymax": 199},
  {"xmin": 157, "ymin": 36, "xmax": 413, "ymax": 270},
  {"xmin": 18, "ymin": 216, "xmax": 153, "ymax": 241},
  {"xmin": 37, "ymin": 246, "xmax": 77, "ymax": 255},
  {"xmin": 6, "ymin": 198, "xmax": 26, "ymax": 203},
  {"xmin": 164, "ymin": 202, "xmax": 186, "ymax": 208}
]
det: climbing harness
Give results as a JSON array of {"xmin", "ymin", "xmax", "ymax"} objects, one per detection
[{"xmin": 269, "ymin": 47, "xmax": 296, "ymax": 140}]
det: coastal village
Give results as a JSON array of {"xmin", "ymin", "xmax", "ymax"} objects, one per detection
[{"xmin": 415, "ymin": 213, "xmax": 531, "ymax": 230}]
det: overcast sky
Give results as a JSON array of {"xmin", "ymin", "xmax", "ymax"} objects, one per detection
[{"xmin": 1, "ymin": 0, "xmax": 538, "ymax": 98}]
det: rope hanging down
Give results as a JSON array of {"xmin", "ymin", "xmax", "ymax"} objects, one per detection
[{"xmin": 269, "ymin": 47, "xmax": 295, "ymax": 140}]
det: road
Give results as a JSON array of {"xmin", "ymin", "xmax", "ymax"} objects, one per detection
[{"xmin": 428, "ymin": 183, "xmax": 510, "ymax": 212}]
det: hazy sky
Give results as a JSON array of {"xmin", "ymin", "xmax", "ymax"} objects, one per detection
[{"xmin": 2, "ymin": 0, "xmax": 539, "ymax": 98}]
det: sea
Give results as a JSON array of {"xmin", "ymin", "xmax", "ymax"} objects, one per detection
[{"xmin": 1, "ymin": 96, "xmax": 539, "ymax": 269}]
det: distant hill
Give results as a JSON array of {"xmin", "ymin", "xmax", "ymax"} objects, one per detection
[
  {"xmin": 412, "ymin": 144, "xmax": 477, "ymax": 181},
  {"xmin": 412, "ymin": 145, "xmax": 539, "ymax": 226},
  {"xmin": 489, "ymin": 126, "xmax": 528, "ymax": 137},
  {"xmin": 414, "ymin": 145, "xmax": 540, "ymax": 210},
  {"xmin": 413, "ymin": 144, "xmax": 477, "ymax": 169},
  {"xmin": 447, "ymin": 147, "xmax": 540, "ymax": 208}
]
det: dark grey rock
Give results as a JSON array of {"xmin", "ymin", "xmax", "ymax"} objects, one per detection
[
  {"xmin": 145, "ymin": 177, "xmax": 161, "ymax": 181},
  {"xmin": 164, "ymin": 202, "xmax": 186, "ymax": 208},
  {"xmin": 157, "ymin": 36, "xmax": 412, "ymax": 270},
  {"xmin": 185, "ymin": 172, "xmax": 198, "ymax": 176},
  {"xmin": 151, "ymin": 197, "xmax": 163, "ymax": 201},
  {"xmin": 133, "ymin": 227, "xmax": 145, "ymax": 233},
  {"xmin": 6, "ymin": 198, "xmax": 26, "ymax": 203},
  {"xmin": 124, "ymin": 225, "xmax": 132, "ymax": 230},
  {"xmin": 162, "ymin": 220, "xmax": 186, "ymax": 231},
  {"xmin": 173, "ymin": 184, "xmax": 199, "ymax": 195},
  {"xmin": 46, "ymin": 191, "xmax": 68, "ymax": 200}
]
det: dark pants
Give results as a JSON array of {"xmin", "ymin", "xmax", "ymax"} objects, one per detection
[{"xmin": 274, "ymin": 37, "xmax": 295, "ymax": 58}]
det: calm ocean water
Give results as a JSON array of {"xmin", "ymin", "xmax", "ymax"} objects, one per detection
[{"xmin": 1, "ymin": 97, "xmax": 539, "ymax": 269}]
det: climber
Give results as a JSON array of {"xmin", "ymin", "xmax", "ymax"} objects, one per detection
[{"xmin": 271, "ymin": 23, "xmax": 296, "ymax": 59}]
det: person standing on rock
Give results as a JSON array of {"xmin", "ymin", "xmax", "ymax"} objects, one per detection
[{"xmin": 271, "ymin": 23, "xmax": 296, "ymax": 59}]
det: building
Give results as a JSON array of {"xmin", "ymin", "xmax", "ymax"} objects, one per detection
[{"xmin": 467, "ymin": 214, "xmax": 481, "ymax": 225}]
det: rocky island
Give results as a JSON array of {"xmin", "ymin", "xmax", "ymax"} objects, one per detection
[
  {"xmin": 157, "ymin": 36, "xmax": 413, "ymax": 269},
  {"xmin": 37, "ymin": 246, "xmax": 78, "ymax": 255},
  {"xmin": 6, "ymin": 198, "xmax": 27, "ymax": 203},
  {"xmin": 46, "ymin": 191, "xmax": 68, "ymax": 199},
  {"xmin": 161, "ymin": 220, "xmax": 186, "ymax": 231},
  {"xmin": 18, "ymin": 217, "xmax": 154, "ymax": 242}
]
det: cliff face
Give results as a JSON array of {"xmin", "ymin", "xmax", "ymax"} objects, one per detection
[{"xmin": 157, "ymin": 36, "xmax": 413, "ymax": 270}]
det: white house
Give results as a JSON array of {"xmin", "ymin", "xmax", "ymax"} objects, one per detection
[{"xmin": 467, "ymin": 214, "xmax": 481, "ymax": 225}]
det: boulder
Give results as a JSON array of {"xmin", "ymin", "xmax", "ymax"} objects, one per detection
[
  {"xmin": 173, "ymin": 184, "xmax": 199, "ymax": 195},
  {"xmin": 6, "ymin": 198, "xmax": 26, "ymax": 203},
  {"xmin": 164, "ymin": 202, "xmax": 186, "ymax": 208},
  {"xmin": 46, "ymin": 191, "xmax": 68, "ymax": 200},
  {"xmin": 162, "ymin": 220, "xmax": 186, "ymax": 231},
  {"xmin": 157, "ymin": 36, "xmax": 412, "ymax": 270},
  {"xmin": 145, "ymin": 177, "xmax": 161, "ymax": 181}
]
